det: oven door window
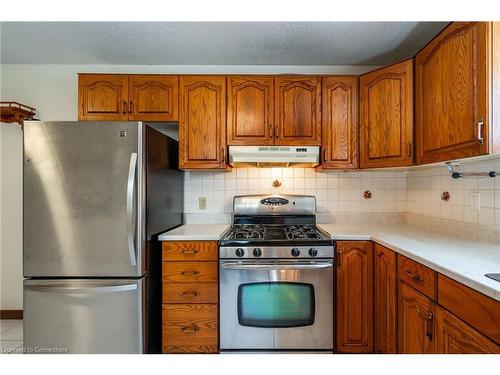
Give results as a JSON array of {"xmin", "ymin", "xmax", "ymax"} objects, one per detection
[{"xmin": 237, "ymin": 282, "xmax": 315, "ymax": 328}]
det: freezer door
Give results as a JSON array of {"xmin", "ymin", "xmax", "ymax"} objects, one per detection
[
  {"xmin": 23, "ymin": 279, "xmax": 143, "ymax": 354},
  {"xmin": 24, "ymin": 121, "xmax": 144, "ymax": 277}
]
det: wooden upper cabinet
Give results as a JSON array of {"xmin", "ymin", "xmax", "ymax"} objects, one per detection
[
  {"xmin": 78, "ymin": 74, "xmax": 128, "ymax": 121},
  {"xmin": 415, "ymin": 22, "xmax": 491, "ymax": 164},
  {"xmin": 321, "ymin": 76, "xmax": 359, "ymax": 169},
  {"xmin": 336, "ymin": 241, "xmax": 374, "ymax": 353},
  {"xmin": 227, "ymin": 76, "xmax": 274, "ymax": 145},
  {"xmin": 179, "ymin": 76, "xmax": 227, "ymax": 170},
  {"xmin": 275, "ymin": 77, "xmax": 321, "ymax": 145},
  {"xmin": 360, "ymin": 60, "xmax": 414, "ymax": 168},
  {"xmin": 374, "ymin": 244, "xmax": 398, "ymax": 354},
  {"xmin": 398, "ymin": 282, "xmax": 436, "ymax": 354},
  {"xmin": 128, "ymin": 75, "xmax": 179, "ymax": 121},
  {"xmin": 436, "ymin": 307, "xmax": 499, "ymax": 354}
]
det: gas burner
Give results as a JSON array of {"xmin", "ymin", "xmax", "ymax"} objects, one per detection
[
  {"xmin": 227, "ymin": 224, "xmax": 264, "ymax": 240},
  {"xmin": 285, "ymin": 225, "xmax": 323, "ymax": 240}
]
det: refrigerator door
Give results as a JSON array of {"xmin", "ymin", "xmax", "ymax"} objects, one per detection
[
  {"xmin": 24, "ymin": 279, "xmax": 144, "ymax": 353},
  {"xmin": 23, "ymin": 121, "xmax": 144, "ymax": 277}
]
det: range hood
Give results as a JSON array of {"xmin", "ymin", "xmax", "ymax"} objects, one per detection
[{"xmin": 228, "ymin": 146, "xmax": 320, "ymax": 168}]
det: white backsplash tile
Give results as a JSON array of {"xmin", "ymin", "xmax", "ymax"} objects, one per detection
[{"xmin": 183, "ymin": 156, "xmax": 500, "ymax": 232}]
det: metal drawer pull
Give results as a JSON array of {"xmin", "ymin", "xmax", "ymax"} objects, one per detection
[
  {"xmin": 181, "ymin": 291, "xmax": 200, "ymax": 297},
  {"xmin": 404, "ymin": 269, "xmax": 423, "ymax": 283},
  {"xmin": 180, "ymin": 270, "xmax": 200, "ymax": 275},
  {"xmin": 181, "ymin": 326, "xmax": 199, "ymax": 333},
  {"xmin": 181, "ymin": 249, "xmax": 199, "ymax": 254}
]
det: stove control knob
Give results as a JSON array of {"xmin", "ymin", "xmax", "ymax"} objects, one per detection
[
  {"xmin": 235, "ymin": 248, "xmax": 245, "ymax": 257},
  {"xmin": 308, "ymin": 248, "xmax": 318, "ymax": 257},
  {"xmin": 253, "ymin": 248, "xmax": 262, "ymax": 257},
  {"xmin": 291, "ymin": 248, "xmax": 301, "ymax": 257}
]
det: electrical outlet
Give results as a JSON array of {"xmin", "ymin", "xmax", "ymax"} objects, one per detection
[
  {"xmin": 199, "ymin": 197, "xmax": 207, "ymax": 210},
  {"xmin": 470, "ymin": 192, "xmax": 480, "ymax": 210}
]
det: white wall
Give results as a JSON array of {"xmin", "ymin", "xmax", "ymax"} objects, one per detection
[
  {"xmin": 0, "ymin": 123, "xmax": 23, "ymax": 310},
  {"xmin": 0, "ymin": 64, "xmax": 377, "ymax": 121}
]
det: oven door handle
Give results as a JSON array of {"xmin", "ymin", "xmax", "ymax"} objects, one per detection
[{"xmin": 221, "ymin": 261, "xmax": 333, "ymax": 270}]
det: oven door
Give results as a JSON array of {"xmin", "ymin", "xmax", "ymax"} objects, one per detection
[{"xmin": 219, "ymin": 259, "xmax": 334, "ymax": 350}]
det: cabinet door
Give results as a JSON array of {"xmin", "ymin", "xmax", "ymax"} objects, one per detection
[
  {"xmin": 275, "ymin": 77, "xmax": 321, "ymax": 145},
  {"xmin": 374, "ymin": 244, "xmax": 398, "ymax": 353},
  {"xmin": 179, "ymin": 76, "xmax": 227, "ymax": 170},
  {"xmin": 321, "ymin": 76, "xmax": 359, "ymax": 169},
  {"xmin": 398, "ymin": 282, "xmax": 436, "ymax": 354},
  {"xmin": 360, "ymin": 60, "xmax": 414, "ymax": 168},
  {"xmin": 336, "ymin": 241, "xmax": 374, "ymax": 353},
  {"xmin": 436, "ymin": 307, "xmax": 500, "ymax": 354},
  {"xmin": 415, "ymin": 22, "xmax": 490, "ymax": 164},
  {"xmin": 227, "ymin": 76, "xmax": 274, "ymax": 145},
  {"xmin": 78, "ymin": 74, "xmax": 128, "ymax": 121},
  {"xmin": 128, "ymin": 75, "xmax": 179, "ymax": 121}
]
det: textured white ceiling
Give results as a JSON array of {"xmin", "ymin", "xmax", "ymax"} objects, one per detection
[{"xmin": 0, "ymin": 22, "xmax": 448, "ymax": 65}]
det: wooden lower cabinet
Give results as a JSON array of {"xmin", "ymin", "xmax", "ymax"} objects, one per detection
[
  {"xmin": 162, "ymin": 304, "xmax": 218, "ymax": 353},
  {"xmin": 436, "ymin": 307, "xmax": 500, "ymax": 353},
  {"xmin": 374, "ymin": 244, "xmax": 398, "ymax": 353},
  {"xmin": 162, "ymin": 240, "xmax": 218, "ymax": 354},
  {"xmin": 336, "ymin": 241, "xmax": 374, "ymax": 353},
  {"xmin": 398, "ymin": 281, "xmax": 436, "ymax": 353}
]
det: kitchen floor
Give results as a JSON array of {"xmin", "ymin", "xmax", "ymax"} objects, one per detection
[{"xmin": 0, "ymin": 320, "xmax": 23, "ymax": 354}]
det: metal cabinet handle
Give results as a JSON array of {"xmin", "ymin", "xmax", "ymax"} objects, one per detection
[
  {"xmin": 126, "ymin": 153, "xmax": 138, "ymax": 266},
  {"xmin": 323, "ymin": 147, "xmax": 327, "ymax": 162},
  {"xmin": 122, "ymin": 101, "xmax": 127, "ymax": 114},
  {"xmin": 182, "ymin": 249, "xmax": 199, "ymax": 255},
  {"xmin": 221, "ymin": 147, "xmax": 226, "ymax": 164},
  {"xmin": 269, "ymin": 124, "xmax": 274, "ymax": 139},
  {"xmin": 477, "ymin": 118, "xmax": 484, "ymax": 145},
  {"xmin": 180, "ymin": 270, "xmax": 200, "ymax": 276},
  {"xmin": 407, "ymin": 142, "xmax": 412, "ymax": 157},
  {"xmin": 337, "ymin": 250, "xmax": 342, "ymax": 268},
  {"xmin": 129, "ymin": 101, "xmax": 133, "ymax": 114},
  {"xmin": 181, "ymin": 291, "xmax": 200, "ymax": 297},
  {"xmin": 426, "ymin": 312, "xmax": 434, "ymax": 341},
  {"xmin": 275, "ymin": 124, "xmax": 279, "ymax": 138},
  {"xmin": 181, "ymin": 326, "xmax": 199, "ymax": 333},
  {"xmin": 404, "ymin": 269, "xmax": 423, "ymax": 283}
]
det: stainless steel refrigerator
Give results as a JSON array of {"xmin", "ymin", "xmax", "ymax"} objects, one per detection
[{"xmin": 23, "ymin": 121, "xmax": 184, "ymax": 353}]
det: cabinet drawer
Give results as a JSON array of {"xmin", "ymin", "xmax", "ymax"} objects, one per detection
[
  {"xmin": 163, "ymin": 282, "xmax": 218, "ymax": 304},
  {"xmin": 162, "ymin": 241, "xmax": 218, "ymax": 261},
  {"xmin": 162, "ymin": 261, "xmax": 218, "ymax": 283},
  {"xmin": 162, "ymin": 304, "xmax": 218, "ymax": 353},
  {"xmin": 398, "ymin": 255, "xmax": 436, "ymax": 300},
  {"xmin": 438, "ymin": 275, "xmax": 500, "ymax": 344}
]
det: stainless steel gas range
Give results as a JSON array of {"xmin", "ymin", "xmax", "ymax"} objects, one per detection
[{"xmin": 219, "ymin": 194, "xmax": 334, "ymax": 352}]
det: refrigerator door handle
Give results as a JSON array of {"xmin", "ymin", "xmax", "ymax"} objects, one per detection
[
  {"xmin": 25, "ymin": 283, "xmax": 138, "ymax": 293},
  {"xmin": 126, "ymin": 152, "xmax": 138, "ymax": 266}
]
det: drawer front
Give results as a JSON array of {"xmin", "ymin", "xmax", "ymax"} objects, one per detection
[
  {"xmin": 163, "ymin": 282, "xmax": 218, "ymax": 304},
  {"xmin": 398, "ymin": 255, "xmax": 436, "ymax": 300},
  {"xmin": 438, "ymin": 274, "xmax": 500, "ymax": 344},
  {"xmin": 162, "ymin": 241, "xmax": 218, "ymax": 261},
  {"xmin": 162, "ymin": 304, "xmax": 218, "ymax": 353},
  {"xmin": 162, "ymin": 261, "xmax": 218, "ymax": 283}
]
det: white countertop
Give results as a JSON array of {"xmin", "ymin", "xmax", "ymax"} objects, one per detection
[
  {"xmin": 158, "ymin": 224, "xmax": 230, "ymax": 241},
  {"xmin": 158, "ymin": 222, "xmax": 500, "ymax": 301},
  {"xmin": 318, "ymin": 224, "xmax": 500, "ymax": 301}
]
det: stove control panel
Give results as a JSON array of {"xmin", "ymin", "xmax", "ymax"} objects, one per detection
[{"xmin": 219, "ymin": 245, "xmax": 334, "ymax": 259}]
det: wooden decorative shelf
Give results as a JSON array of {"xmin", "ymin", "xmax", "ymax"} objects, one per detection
[{"xmin": 0, "ymin": 102, "xmax": 36, "ymax": 125}]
